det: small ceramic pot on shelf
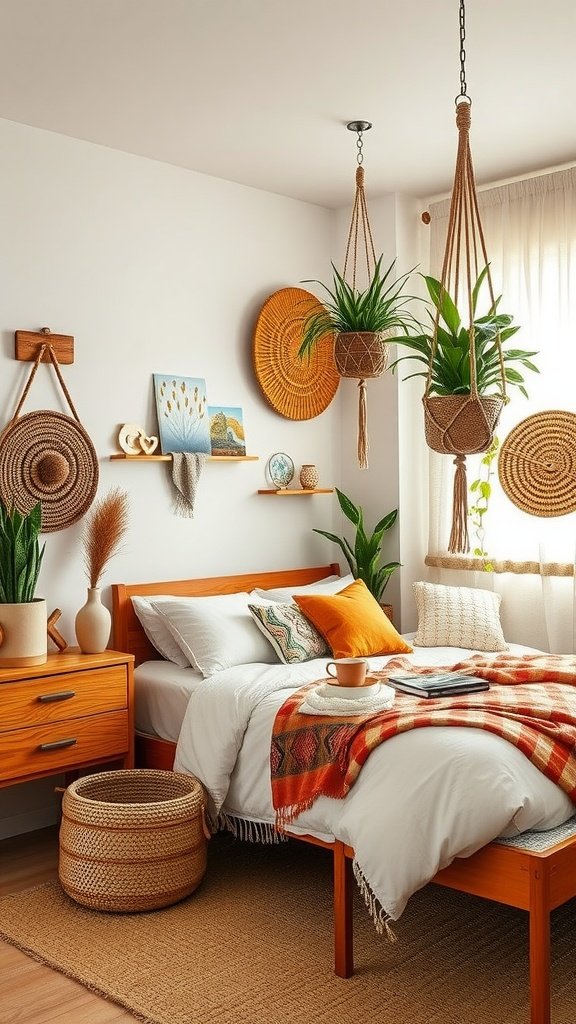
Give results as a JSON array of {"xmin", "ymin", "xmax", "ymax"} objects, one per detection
[{"xmin": 299, "ymin": 464, "xmax": 319, "ymax": 489}]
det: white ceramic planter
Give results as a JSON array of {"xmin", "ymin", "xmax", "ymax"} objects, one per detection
[{"xmin": 0, "ymin": 598, "xmax": 47, "ymax": 667}]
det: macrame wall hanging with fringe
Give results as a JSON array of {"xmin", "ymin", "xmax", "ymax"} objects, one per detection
[
  {"xmin": 337, "ymin": 121, "xmax": 389, "ymax": 470},
  {"xmin": 424, "ymin": 0, "xmax": 509, "ymax": 554}
]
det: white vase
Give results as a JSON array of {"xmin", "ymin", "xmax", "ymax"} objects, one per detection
[
  {"xmin": 0, "ymin": 598, "xmax": 47, "ymax": 667},
  {"xmin": 75, "ymin": 588, "xmax": 111, "ymax": 654}
]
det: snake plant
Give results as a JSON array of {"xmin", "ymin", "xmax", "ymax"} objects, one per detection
[
  {"xmin": 0, "ymin": 500, "xmax": 45, "ymax": 603},
  {"xmin": 313, "ymin": 488, "xmax": 400, "ymax": 602}
]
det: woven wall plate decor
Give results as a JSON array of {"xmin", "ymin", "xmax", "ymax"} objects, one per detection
[
  {"xmin": 0, "ymin": 410, "xmax": 99, "ymax": 532},
  {"xmin": 253, "ymin": 287, "xmax": 339, "ymax": 420},
  {"xmin": 498, "ymin": 410, "xmax": 576, "ymax": 517}
]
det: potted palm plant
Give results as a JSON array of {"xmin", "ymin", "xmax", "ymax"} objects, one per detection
[
  {"xmin": 298, "ymin": 254, "xmax": 419, "ymax": 378},
  {"xmin": 390, "ymin": 266, "xmax": 538, "ymax": 454},
  {"xmin": 313, "ymin": 488, "xmax": 400, "ymax": 619},
  {"xmin": 0, "ymin": 500, "xmax": 46, "ymax": 666}
]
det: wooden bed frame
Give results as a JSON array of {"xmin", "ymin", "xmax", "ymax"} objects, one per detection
[{"xmin": 112, "ymin": 566, "xmax": 576, "ymax": 1024}]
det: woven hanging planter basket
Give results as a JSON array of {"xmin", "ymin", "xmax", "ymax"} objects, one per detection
[
  {"xmin": 334, "ymin": 331, "xmax": 389, "ymax": 379},
  {"xmin": 423, "ymin": 395, "xmax": 505, "ymax": 455},
  {"xmin": 59, "ymin": 770, "xmax": 208, "ymax": 912}
]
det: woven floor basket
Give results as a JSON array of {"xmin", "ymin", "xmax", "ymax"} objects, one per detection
[
  {"xmin": 59, "ymin": 770, "xmax": 207, "ymax": 913},
  {"xmin": 423, "ymin": 394, "xmax": 504, "ymax": 455},
  {"xmin": 334, "ymin": 332, "xmax": 389, "ymax": 379}
]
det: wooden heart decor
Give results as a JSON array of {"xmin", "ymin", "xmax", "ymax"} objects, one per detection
[
  {"xmin": 118, "ymin": 424, "xmax": 159, "ymax": 456},
  {"xmin": 139, "ymin": 433, "xmax": 159, "ymax": 455}
]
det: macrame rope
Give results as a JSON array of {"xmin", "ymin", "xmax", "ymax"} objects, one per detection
[
  {"xmin": 448, "ymin": 454, "xmax": 469, "ymax": 554},
  {"xmin": 9, "ymin": 341, "xmax": 81, "ymax": 427},
  {"xmin": 343, "ymin": 166, "xmax": 377, "ymax": 289},
  {"xmin": 357, "ymin": 379, "xmax": 369, "ymax": 469},
  {"xmin": 425, "ymin": 101, "xmax": 507, "ymax": 402}
]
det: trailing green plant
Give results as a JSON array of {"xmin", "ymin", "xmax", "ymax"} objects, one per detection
[
  {"xmin": 313, "ymin": 487, "xmax": 400, "ymax": 602},
  {"xmin": 298, "ymin": 255, "xmax": 420, "ymax": 361},
  {"xmin": 0, "ymin": 501, "xmax": 45, "ymax": 604},
  {"xmin": 468, "ymin": 436, "xmax": 500, "ymax": 571},
  {"xmin": 389, "ymin": 266, "xmax": 538, "ymax": 397}
]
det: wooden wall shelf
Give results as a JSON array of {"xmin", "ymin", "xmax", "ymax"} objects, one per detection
[
  {"xmin": 110, "ymin": 454, "xmax": 259, "ymax": 463},
  {"xmin": 258, "ymin": 488, "xmax": 333, "ymax": 495}
]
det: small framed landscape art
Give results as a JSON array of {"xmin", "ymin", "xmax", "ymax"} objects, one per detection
[
  {"xmin": 208, "ymin": 405, "xmax": 246, "ymax": 457},
  {"xmin": 153, "ymin": 375, "xmax": 211, "ymax": 454}
]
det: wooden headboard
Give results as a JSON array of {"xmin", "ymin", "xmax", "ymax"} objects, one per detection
[{"xmin": 111, "ymin": 564, "xmax": 340, "ymax": 666}]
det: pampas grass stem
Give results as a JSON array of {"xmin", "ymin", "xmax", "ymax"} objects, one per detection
[{"xmin": 82, "ymin": 488, "xmax": 129, "ymax": 588}]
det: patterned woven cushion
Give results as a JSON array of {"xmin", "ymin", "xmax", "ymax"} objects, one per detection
[
  {"xmin": 248, "ymin": 602, "xmax": 330, "ymax": 664},
  {"xmin": 412, "ymin": 581, "xmax": 508, "ymax": 652}
]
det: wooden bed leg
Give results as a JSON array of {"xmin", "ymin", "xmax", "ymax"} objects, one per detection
[
  {"xmin": 333, "ymin": 841, "xmax": 353, "ymax": 978},
  {"xmin": 529, "ymin": 861, "xmax": 551, "ymax": 1024}
]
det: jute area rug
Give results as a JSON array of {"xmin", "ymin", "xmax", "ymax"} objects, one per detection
[{"xmin": 1, "ymin": 834, "xmax": 575, "ymax": 1024}]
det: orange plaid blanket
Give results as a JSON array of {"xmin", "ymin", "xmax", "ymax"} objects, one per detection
[{"xmin": 270, "ymin": 654, "xmax": 576, "ymax": 826}]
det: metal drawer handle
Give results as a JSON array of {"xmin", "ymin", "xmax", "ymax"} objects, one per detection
[
  {"xmin": 39, "ymin": 738, "xmax": 77, "ymax": 752},
  {"xmin": 37, "ymin": 690, "xmax": 76, "ymax": 704}
]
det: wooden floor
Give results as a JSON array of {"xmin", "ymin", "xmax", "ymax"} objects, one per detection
[{"xmin": 0, "ymin": 827, "xmax": 136, "ymax": 1023}]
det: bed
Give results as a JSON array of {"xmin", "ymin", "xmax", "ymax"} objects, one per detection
[{"xmin": 112, "ymin": 566, "xmax": 576, "ymax": 1024}]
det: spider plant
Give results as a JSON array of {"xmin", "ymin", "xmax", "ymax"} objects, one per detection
[
  {"xmin": 298, "ymin": 255, "xmax": 420, "ymax": 361},
  {"xmin": 313, "ymin": 488, "xmax": 400, "ymax": 602},
  {"xmin": 390, "ymin": 266, "xmax": 538, "ymax": 397}
]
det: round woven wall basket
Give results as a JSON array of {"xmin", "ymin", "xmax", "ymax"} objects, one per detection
[
  {"xmin": 423, "ymin": 394, "xmax": 504, "ymax": 455},
  {"xmin": 59, "ymin": 770, "xmax": 207, "ymax": 912},
  {"xmin": 334, "ymin": 331, "xmax": 389, "ymax": 379},
  {"xmin": 498, "ymin": 410, "xmax": 576, "ymax": 517},
  {"xmin": 0, "ymin": 410, "xmax": 99, "ymax": 532},
  {"xmin": 253, "ymin": 287, "xmax": 339, "ymax": 421}
]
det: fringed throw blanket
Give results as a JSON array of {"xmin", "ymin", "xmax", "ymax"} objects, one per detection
[
  {"xmin": 271, "ymin": 654, "xmax": 576, "ymax": 826},
  {"xmin": 170, "ymin": 452, "xmax": 207, "ymax": 517}
]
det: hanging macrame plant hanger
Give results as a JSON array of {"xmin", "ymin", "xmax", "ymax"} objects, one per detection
[
  {"xmin": 425, "ymin": 0, "xmax": 507, "ymax": 554},
  {"xmin": 338, "ymin": 121, "xmax": 389, "ymax": 470}
]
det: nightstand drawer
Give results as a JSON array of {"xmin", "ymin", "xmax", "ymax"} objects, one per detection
[
  {"xmin": 0, "ymin": 667, "xmax": 128, "ymax": 731},
  {"xmin": 0, "ymin": 710, "xmax": 130, "ymax": 782}
]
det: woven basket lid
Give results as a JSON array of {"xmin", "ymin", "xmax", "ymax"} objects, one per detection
[
  {"xmin": 498, "ymin": 410, "xmax": 576, "ymax": 517},
  {"xmin": 0, "ymin": 410, "xmax": 99, "ymax": 532},
  {"xmin": 253, "ymin": 287, "xmax": 339, "ymax": 420}
]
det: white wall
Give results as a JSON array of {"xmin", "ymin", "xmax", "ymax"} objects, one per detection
[{"xmin": 0, "ymin": 118, "xmax": 343, "ymax": 836}]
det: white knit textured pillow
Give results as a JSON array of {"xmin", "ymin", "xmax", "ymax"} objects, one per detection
[{"xmin": 412, "ymin": 581, "xmax": 508, "ymax": 652}]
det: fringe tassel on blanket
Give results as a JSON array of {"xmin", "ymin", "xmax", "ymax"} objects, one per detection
[
  {"xmin": 353, "ymin": 860, "xmax": 397, "ymax": 942},
  {"xmin": 170, "ymin": 451, "xmax": 207, "ymax": 518},
  {"xmin": 218, "ymin": 811, "xmax": 287, "ymax": 844}
]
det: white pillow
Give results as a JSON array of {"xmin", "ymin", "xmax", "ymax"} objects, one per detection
[
  {"xmin": 250, "ymin": 573, "xmax": 354, "ymax": 603},
  {"xmin": 151, "ymin": 592, "xmax": 278, "ymax": 677},
  {"xmin": 412, "ymin": 581, "xmax": 508, "ymax": 652},
  {"xmin": 131, "ymin": 596, "xmax": 190, "ymax": 668}
]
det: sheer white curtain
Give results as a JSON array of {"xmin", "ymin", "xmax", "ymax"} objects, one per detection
[{"xmin": 427, "ymin": 168, "xmax": 576, "ymax": 653}]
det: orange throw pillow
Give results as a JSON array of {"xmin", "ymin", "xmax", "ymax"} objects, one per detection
[{"xmin": 294, "ymin": 578, "xmax": 413, "ymax": 659}]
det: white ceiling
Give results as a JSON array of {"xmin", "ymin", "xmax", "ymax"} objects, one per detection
[{"xmin": 1, "ymin": 0, "xmax": 575, "ymax": 208}]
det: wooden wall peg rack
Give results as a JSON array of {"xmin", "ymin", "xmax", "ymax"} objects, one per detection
[{"xmin": 15, "ymin": 328, "xmax": 75, "ymax": 364}]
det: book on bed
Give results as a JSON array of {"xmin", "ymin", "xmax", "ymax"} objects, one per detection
[{"xmin": 388, "ymin": 672, "xmax": 490, "ymax": 698}]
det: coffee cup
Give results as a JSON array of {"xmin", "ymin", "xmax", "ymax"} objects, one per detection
[{"xmin": 325, "ymin": 657, "xmax": 369, "ymax": 687}]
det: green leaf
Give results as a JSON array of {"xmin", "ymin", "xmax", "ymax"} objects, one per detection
[
  {"xmin": 312, "ymin": 491, "xmax": 399, "ymax": 600},
  {"xmin": 335, "ymin": 488, "xmax": 360, "ymax": 527}
]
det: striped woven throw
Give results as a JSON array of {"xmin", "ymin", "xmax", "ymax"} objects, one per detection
[{"xmin": 270, "ymin": 654, "xmax": 576, "ymax": 826}]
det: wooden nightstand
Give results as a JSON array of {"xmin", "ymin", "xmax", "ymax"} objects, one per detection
[{"xmin": 0, "ymin": 649, "xmax": 134, "ymax": 789}]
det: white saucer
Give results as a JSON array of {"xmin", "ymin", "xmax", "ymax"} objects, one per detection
[{"xmin": 319, "ymin": 680, "xmax": 381, "ymax": 700}]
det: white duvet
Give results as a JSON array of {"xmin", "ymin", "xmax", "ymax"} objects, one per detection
[{"xmin": 173, "ymin": 644, "xmax": 575, "ymax": 923}]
